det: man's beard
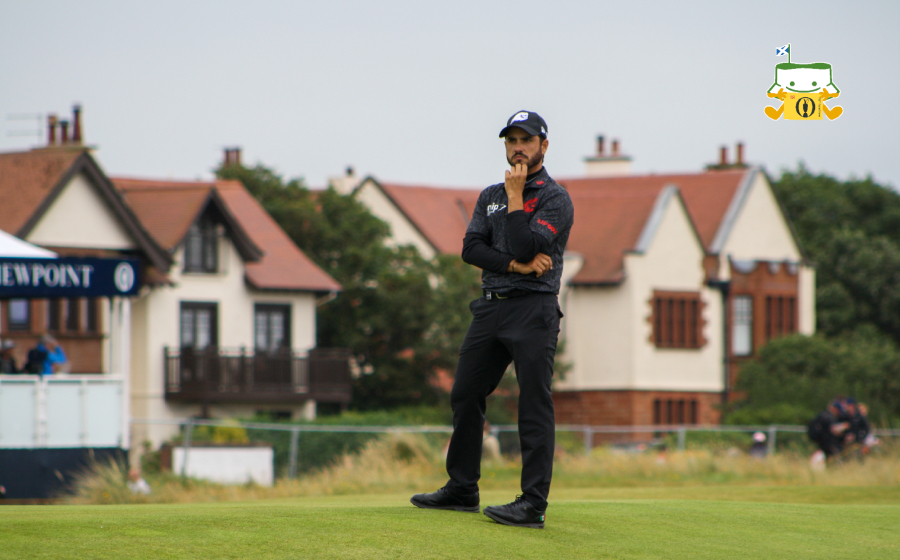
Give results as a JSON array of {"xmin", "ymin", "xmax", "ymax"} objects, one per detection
[{"xmin": 508, "ymin": 151, "xmax": 543, "ymax": 170}]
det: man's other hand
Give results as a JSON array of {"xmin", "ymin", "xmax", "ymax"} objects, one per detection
[{"xmin": 508, "ymin": 253, "xmax": 552, "ymax": 277}]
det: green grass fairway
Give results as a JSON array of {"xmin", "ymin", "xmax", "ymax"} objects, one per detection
[{"xmin": 2, "ymin": 487, "xmax": 898, "ymax": 559}]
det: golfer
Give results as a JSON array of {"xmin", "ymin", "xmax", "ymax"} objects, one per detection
[{"xmin": 411, "ymin": 110, "xmax": 574, "ymax": 528}]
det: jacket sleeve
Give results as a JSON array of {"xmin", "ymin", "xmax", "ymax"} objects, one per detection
[
  {"xmin": 461, "ymin": 190, "xmax": 514, "ymax": 274},
  {"xmin": 462, "ymin": 231, "xmax": 512, "ymax": 274},
  {"xmin": 506, "ymin": 189, "xmax": 574, "ymax": 262}
]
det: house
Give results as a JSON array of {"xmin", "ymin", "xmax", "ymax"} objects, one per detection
[
  {"xmin": 340, "ymin": 139, "xmax": 814, "ymax": 433},
  {"xmin": 0, "ymin": 107, "xmax": 348, "ymax": 458},
  {"xmin": 113, "ymin": 169, "xmax": 345, "ymax": 449}
]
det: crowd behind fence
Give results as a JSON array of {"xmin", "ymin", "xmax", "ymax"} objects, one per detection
[{"xmin": 133, "ymin": 418, "xmax": 900, "ymax": 480}]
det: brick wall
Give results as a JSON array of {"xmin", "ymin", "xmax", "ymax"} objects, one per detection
[{"xmin": 553, "ymin": 389, "xmax": 723, "ymax": 443}]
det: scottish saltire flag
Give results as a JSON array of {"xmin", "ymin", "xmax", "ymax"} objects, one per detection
[{"xmin": 776, "ymin": 45, "xmax": 790, "ymax": 57}]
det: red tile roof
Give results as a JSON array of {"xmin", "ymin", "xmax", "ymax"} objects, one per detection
[
  {"xmin": 565, "ymin": 189, "xmax": 663, "ymax": 284},
  {"xmin": 559, "ymin": 170, "xmax": 746, "ymax": 251},
  {"xmin": 374, "ymin": 180, "xmax": 481, "ymax": 255},
  {"xmin": 0, "ymin": 149, "xmax": 83, "ymax": 234},
  {"xmin": 114, "ymin": 177, "xmax": 341, "ymax": 293},
  {"xmin": 113, "ymin": 178, "xmax": 211, "ymax": 251},
  {"xmin": 371, "ymin": 170, "xmax": 748, "ymax": 284}
]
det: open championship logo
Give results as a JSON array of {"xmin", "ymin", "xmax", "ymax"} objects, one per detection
[
  {"xmin": 765, "ymin": 44, "xmax": 842, "ymax": 121},
  {"xmin": 114, "ymin": 262, "xmax": 135, "ymax": 293}
]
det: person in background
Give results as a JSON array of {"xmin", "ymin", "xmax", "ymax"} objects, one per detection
[
  {"xmin": 127, "ymin": 467, "xmax": 151, "ymax": 495},
  {"xmin": 807, "ymin": 400, "xmax": 849, "ymax": 467},
  {"xmin": 749, "ymin": 431, "xmax": 768, "ymax": 458},
  {"xmin": 0, "ymin": 340, "xmax": 19, "ymax": 373},
  {"xmin": 482, "ymin": 422, "xmax": 501, "ymax": 462},
  {"xmin": 25, "ymin": 334, "xmax": 68, "ymax": 376}
]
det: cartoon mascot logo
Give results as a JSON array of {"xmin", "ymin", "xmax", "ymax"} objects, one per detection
[{"xmin": 765, "ymin": 44, "xmax": 842, "ymax": 120}]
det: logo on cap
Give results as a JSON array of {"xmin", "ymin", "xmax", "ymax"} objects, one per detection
[{"xmin": 511, "ymin": 112, "xmax": 529, "ymax": 123}]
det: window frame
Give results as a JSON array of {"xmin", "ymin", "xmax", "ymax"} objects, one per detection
[
  {"xmin": 254, "ymin": 303, "xmax": 292, "ymax": 353},
  {"xmin": 649, "ymin": 290, "xmax": 705, "ymax": 349},
  {"xmin": 183, "ymin": 217, "xmax": 219, "ymax": 274},
  {"xmin": 179, "ymin": 302, "xmax": 219, "ymax": 350},
  {"xmin": 732, "ymin": 294, "xmax": 754, "ymax": 357},
  {"xmin": 7, "ymin": 299, "xmax": 31, "ymax": 331}
]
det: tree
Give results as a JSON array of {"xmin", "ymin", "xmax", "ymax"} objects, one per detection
[
  {"xmin": 771, "ymin": 166, "xmax": 900, "ymax": 341},
  {"xmin": 728, "ymin": 167, "xmax": 900, "ymax": 426},
  {"xmin": 216, "ymin": 162, "xmax": 480, "ymax": 410},
  {"xmin": 729, "ymin": 328, "xmax": 900, "ymax": 426}
]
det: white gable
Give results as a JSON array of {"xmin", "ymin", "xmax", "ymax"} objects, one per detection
[
  {"xmin": 559, "ymin": 187, "xmax": 721, "ymax": 393},
  {"xmin": 26, "ymin": 172, "xmax": 136, "ymax": 250},
  {"xmin": 719, "ymin": 172, "xmax": 801, "ymax": 262},
  {"xmin": 354, "ymin": 179, "xmax": 437, "ymax": 260}
]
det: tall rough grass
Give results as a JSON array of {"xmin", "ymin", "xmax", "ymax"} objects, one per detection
[{"xmin": 63, "ymin": 435, "xmax": 900, "ymax": 505}]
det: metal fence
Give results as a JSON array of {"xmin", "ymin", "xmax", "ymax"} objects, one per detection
[{"xmin": 132, "ymin": 418, "xmax": 900, "ymax": 480}]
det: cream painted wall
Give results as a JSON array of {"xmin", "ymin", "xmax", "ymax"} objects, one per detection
[
  {"xmin": 26, "ymin": 172, "xmax": 136, "ymax": 249},
  {"xmin": 799, "ymin": 265, "xmax": 816, "ymax": 335},
  {"xmin": 717, "ymin": 174, "xmax": 816, "ymax": 336},
  {"xmin": 721, "ymin": 174, "xmax": 802, "ymax": 263},
  {"xmin": 129, "ymin": 236, "xmax": 319, "ymax": 448},
  {"xmin": 557, "ymin": 194, "xmax": 723, "ymax": 393},
  {"xmin": 355, "ymin": 180, "xmax": 436, "ymax": 259},
  {"xmin": 556, "ymin": 284, "xmax": 633, "ymax": 390},
  {"xmin": 627, "ymin": 198, "xmax": 722, "ymax": 392}
]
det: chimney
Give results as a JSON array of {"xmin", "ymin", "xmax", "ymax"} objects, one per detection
[
  {"xmin": 72, "ymin": 105, "xmax": 82, "ymax": 143},
  {"xmin": 223, "ymin": 147, "xmax": 242, "ymax": 167},
  {"xmin": 584, "ymin": 135, "xmax": 632, "ymax": 177},
  {"xmin": 706, "ymin": 142, "xmax": 748, "ymax": 171},
  {"xmin": 346, "ymin": 166, "xmax": 355, "ymax": 177},
  {"xmin": 59, "ymin": 120, "xmax": 70, "ymax": 144},
  {"xmin": 47, "ymin": 114, "xmax": 58, "ymax": 145}
]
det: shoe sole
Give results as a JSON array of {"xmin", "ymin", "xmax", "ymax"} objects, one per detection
[
  {"xmin": 483, "ymin": 509, "xmax": 545, "ymax": 529},
  {"xmin": 410, "ymin": 498, "xmax": 479, "ymax": 512}
]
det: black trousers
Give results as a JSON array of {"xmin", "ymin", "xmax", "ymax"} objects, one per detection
[{"xmin": 445, "ymin": 291, "xmax": 561, "ymax": 511}]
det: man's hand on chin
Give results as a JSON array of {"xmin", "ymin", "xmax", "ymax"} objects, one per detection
[{"xmin": 505, "ymin": 163, "xmax": 527, "ymax": 212}]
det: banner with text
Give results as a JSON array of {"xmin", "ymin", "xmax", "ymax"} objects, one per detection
[{"xmin": 0, "ymin": 257, "xmax": 141, "ymax": 298}]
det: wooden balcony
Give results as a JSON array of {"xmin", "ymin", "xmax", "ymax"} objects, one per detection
[{"xmin": 164, "ymin": 347, "xmax": 352, "ymax": 405}]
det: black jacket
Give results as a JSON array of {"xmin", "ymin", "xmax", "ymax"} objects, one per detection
[{"xmin": 462, "ymin": 167, "xmax": 574, "ymax": 294}]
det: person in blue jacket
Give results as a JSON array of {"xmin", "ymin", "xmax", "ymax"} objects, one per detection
[{"xmin": 26, "ymin": 334, "xmax": 68, "ymax": 376}]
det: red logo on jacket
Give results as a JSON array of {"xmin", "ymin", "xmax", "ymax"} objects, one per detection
[
  {"xmin": 523, "ymin": 198, "xmax": 537, "ymax": 213},
  {"xmin": 537, "ymin": 218, "xmax": 557, "ymax": 234}
]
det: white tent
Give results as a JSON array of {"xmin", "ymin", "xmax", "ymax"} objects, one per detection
[{"xmin": 0, "ymin": 229, "xmax": 57, "ymax": 258}]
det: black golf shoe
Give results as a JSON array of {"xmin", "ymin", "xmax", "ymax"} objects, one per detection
[
  {"xmin": 410, "ymin": 487, "xmax": 480, "ymax": 512},
  {"xmin": 483, "ymin": 495, "xmax": 545, "ymax": 528}
]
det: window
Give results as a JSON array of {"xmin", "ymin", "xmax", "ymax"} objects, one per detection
[
  {"xmin": 651, "ymin": 291, "xmax": 704, "ymax": 349},
  {"xmin": 184, "ymin": 218, "xmax": 218, "ymax": 273},
  {"xmin": 653, "ymin": 398, "xmax": 699, "ymax": 425},
  {"xmin": 180, "ymin": 302, "xmax": 218, "ymax": 350},
  {"xmin": 765, "ymin": 296, "xmax": 796, "ymax": 341},
  {"xmin": 732, "ymin": 295, "xmax": 753, "ymax": 356},
  {"xmin": 47, "ymin": 299, "xmax": 63, "ymax": 331},
  {"xmin": 8, "ymin": 299, "xmax": 30, "ymax": 331},
  {"xmin": 86, "ymin": 298, "xmax": 100, "ymax": 333},
  {"xmin": 65, "ymin": 298, "xmax": 81, "ymax": 332},
  {"xmin": 255, "ymin": 304, "xmax": 291, "ymax": 352}
]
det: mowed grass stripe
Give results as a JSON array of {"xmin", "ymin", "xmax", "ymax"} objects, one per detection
[{"xmin": 2, "ymin": 487, "xmax": 898, "ymax": 560}]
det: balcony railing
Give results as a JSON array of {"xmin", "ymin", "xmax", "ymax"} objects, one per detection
[{"xmin": 164, "ymin": 347, "xmax": 352, "ymax": 405}]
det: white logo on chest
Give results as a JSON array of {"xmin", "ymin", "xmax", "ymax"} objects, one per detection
[{"xmin": 487, "ymin": 203, "xmax": 507, "ymax": 216}]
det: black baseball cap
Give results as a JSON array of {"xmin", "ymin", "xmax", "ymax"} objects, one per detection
[{"xmin": 499, "ymin": 110, "xmax": 547, "ymax": 139}]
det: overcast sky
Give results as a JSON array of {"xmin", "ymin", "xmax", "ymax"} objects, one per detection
[{"xmin": 2, "ymin": 1, "xmax": 898, "ymax": 190}]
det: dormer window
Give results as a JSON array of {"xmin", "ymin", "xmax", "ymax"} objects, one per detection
[{"xmin": 184, "ymin": 217, "xmax": 218, "ymax": 273}]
